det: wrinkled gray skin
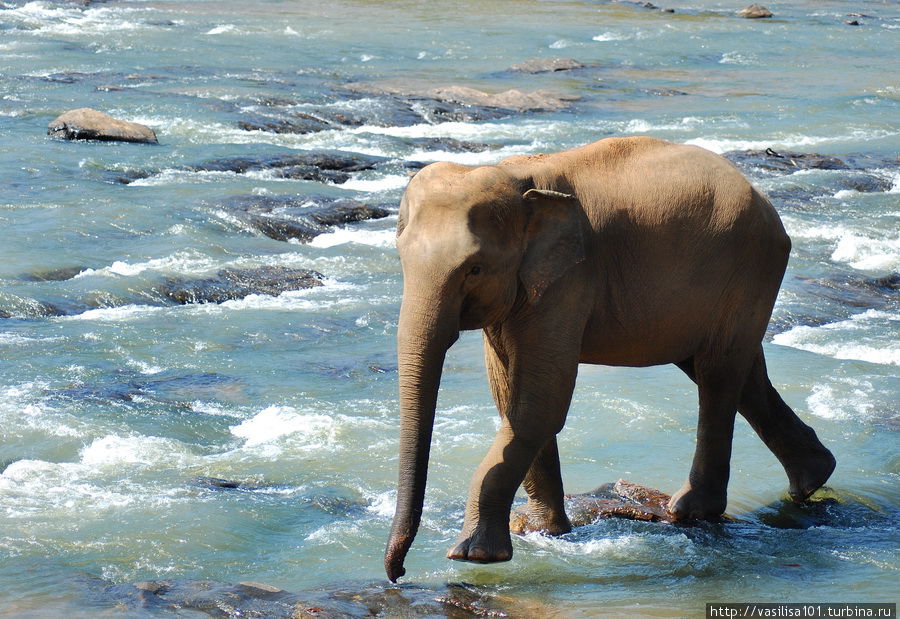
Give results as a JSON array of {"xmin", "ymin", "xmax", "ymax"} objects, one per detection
[{"xmin": 385, "ymin": 137, "xmax": 835, "ymax": 582}]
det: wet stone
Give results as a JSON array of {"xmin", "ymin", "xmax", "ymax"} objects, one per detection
[
  {"xmin": 95, "ymin": 579, "xmax": 536, "ymax": 617},
  {"xmin": 159, "ymin": 266, "xmax": 324, "ymax": 305},
  {"xmin": 221, "ymin": 194, "xmax": 391, "ymax": 243},
  {"xmin": 510, "ymin": 479, "xmax": 675, "ymax": 534},
  {"xmin": 48, "ymin": 107, "xmax": 158, "ymax": 144},
  {"xmin": 796, "ymin": 272, "xmax": 900, "ymax": 310},
  {"xmin": 724, "ymin": 148, "xmax": 849, "ymax": 174},
  {"xmin": 508, "ymin": 58, "xmax": 586, "ymax": 73},
  {"xmin": 738, "ymin": 3, "xmax": 772, "ymax": 18},
  {"xmin": 20, "ymin": 266, "xmax": 88, "ymax": 282},
  {"xmin": 237, "ymin": 112, "xmax": 332, "ymax": 134},
  {"xmin": 398, "ymin": 136, "xmax": 497, "ymax": 153},
  {"xmin": 112, "ymin": 151, "xmax": 387, "ymax": 185}
]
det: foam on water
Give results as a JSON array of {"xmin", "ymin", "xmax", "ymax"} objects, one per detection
[
  {"xmin": 60, "ymin": 304, "xmax": 168, "ymax": 322},
  {"xmin": 79, "ymin": 434, "xmax": 195, "ymax": 469},
  {"xmin": 308, "ymin": 227, "xmax": 396, "ymax": 249},
  {"xmin": 686, "ymin": 127, "xmax": 900, "ymax": 154},
  {"xmin": 340, "ymin": 174, "xmax": 408, "ymax": 193},
  {"xmin": 830, "ymin": 232, "xmax": 900, "ymax": 271},
  {"xmin": 230, "ymin": 406, "xmax": 337, "ymax": 448},
  {"xmin": 75, "ymin": 249, "xmax": 220, "ymax": 279},
  {"xmin": 1, "ymin": 1, "xmax": 149, "ymax": 36},
  {"xmin": 782, "ymin": 217, "xmax": 900, "ymax": 272},
  {"xmin": 805, "ymin": 380, "xmax": 876, "ymax": 422},
  {"xmin": 773, "ymin": 309, "xmax": 900, "ymax": 366}
]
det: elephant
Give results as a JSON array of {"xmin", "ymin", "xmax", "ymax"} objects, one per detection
[{"xmin": 384, "ymin": 136, "xmax": 835, "ymax": 582}]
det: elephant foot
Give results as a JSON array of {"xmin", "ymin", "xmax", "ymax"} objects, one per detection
[
  {"xmin": 785, "ymin": 446, "xmax": 836, "ymax": 502},
  {"xmin": 509, "ymin": 502, "xmax": 572, "ymax": 536},
  {"xmin": 447, "ymin": 526, "xmax": 513, "ymax": 564},
  {"xmin": 667, "ymin": 482, "xmax": 727, "ymax": 521}
]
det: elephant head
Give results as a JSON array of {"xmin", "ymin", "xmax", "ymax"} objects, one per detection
[{"xmin": 384, "ymin": 162, "xmax": 586, "ymax": 581}]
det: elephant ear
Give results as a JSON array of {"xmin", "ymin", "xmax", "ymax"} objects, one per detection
[{"xmin": 519, "ymin": 188, "xmax": 586, "ymax": 304}]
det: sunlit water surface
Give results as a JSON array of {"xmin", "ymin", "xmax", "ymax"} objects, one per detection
[{"xmin": 0, "ymin": 0, "xmax": 897, "ymax": 615}]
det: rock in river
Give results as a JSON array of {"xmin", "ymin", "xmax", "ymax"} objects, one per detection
[
  {"xmin": 159, "ymin": 266, "xmax": 324, "ymax": 305},
  {"xmin": 738, "ymin": 3, "xmax": 773, "ymax": 18},
  {"xmin": 510, "ymin": 479, "xmax": 675, "ymax": 534},
  {"xmin": 509, "ymin": 58, "xmax": 586, "ymax": 73},
  {"xmin": 221, "ymin": 194, "xmax": 391, "ymax": 243},
  {"xmin": 47, "ymin": 108, "xmax": 158, "ymax": 144},
  {"xmin": 111, "ymin": 150, "xmax": 394, "ymax": 185}
]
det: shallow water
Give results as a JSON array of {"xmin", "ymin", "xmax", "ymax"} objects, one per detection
[{"xmin": 1, "ymin": 0, "xmax": 898, "ymax": 615}]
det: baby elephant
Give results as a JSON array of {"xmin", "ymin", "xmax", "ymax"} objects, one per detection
[{"xmin": 384, "ymin": 136, "xmax": 835, "ymax": 582}]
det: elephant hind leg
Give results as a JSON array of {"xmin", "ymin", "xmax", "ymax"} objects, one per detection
[
  {"xmin": 515, "ymin": 437, "xmax": 573, "ymax": 535},
  {"xmin": 737, "ymin": 349, "xmax": 835, "ymax": 501},
  {"xmin": 668, "ymin": 353, "xmax": 747, "ymax": 520}
]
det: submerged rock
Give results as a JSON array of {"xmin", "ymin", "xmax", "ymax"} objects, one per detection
[
  {"xmin": 510, "ymin": 479, "xmax": 675, "ymax": 534},
  {"xmin": 725, "ymin": 148, "xmax": 848, "ymax": 174},
  {"xmin": 99, "ymin": 579, "xmax": 544, "ymax": 617},
  {"xmin": 234, "ymin": 87, "xmax": 515, "ymax": 135},
  {"xmin": 348, "ymin": 80, "xmax": 579, "ymax": 113},
  {"xmin": 738, "ymin": 3, "xmax": 772, "ymax": 18},
  {"xmin": 399, "ymin": 136, "xmax": 496, "ymax": 153},
  {"xmin": 111, "ymin": 151, "xmax": 389, "ymax": 185},
  {"xmin": 796, "ymin": 272, "xmax": 900, "ymax": 310},
  {"xmin": 159, "ymin": 266, "xmax": 324, "ymax": 305},
  {"xmin": 20, "ymin": 266, "xmax": 88, "ymax": 282},
  {"xmin": 509, "ymin": 58, "xmax": 586, "ymax": 73},
  {"xmin": 221, "ymin": 194, "xmax": 391, "ymax": 243},
  {"xmin": 47, "ymin": 108, "xmax": 158, "ymax": 144}
]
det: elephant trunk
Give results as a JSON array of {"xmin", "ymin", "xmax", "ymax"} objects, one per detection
[{"xmin": 385, "ymin": 293, "xmax": 459, "ymax": 582}]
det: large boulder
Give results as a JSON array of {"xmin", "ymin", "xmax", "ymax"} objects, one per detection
[
  {"xmin": 738, "ymin": 3, "xmax": 773, "ymax": 18},
  {"xmin": 47, "ymin": 108, "xmax": 158, "ymax": 144}
]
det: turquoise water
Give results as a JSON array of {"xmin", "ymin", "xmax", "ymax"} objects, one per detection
[{"xmin": 1, "ymin": 0, "xmax": 898, "ymax": 615}]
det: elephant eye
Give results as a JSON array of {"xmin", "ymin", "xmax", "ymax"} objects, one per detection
[{"xmin": 467, "ymin": 265, "xmax": 482, "ymax": 277}]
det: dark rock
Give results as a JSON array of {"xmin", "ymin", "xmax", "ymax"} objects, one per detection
[
  {"xmin": 99, "ymin": 579, "xmax": 536, "ymax": 617},
  {"xmin": 797, "ymin": 273, "xmax": 900, "ymax": 309},
  {"xmin": 56, "ymin": 372, "xmax": 242, "ymax": 406},
  {"xmin": 347, "ymin": 81, "xmax": 579, "ymax": 113},
  {"xmin": 47, "ymin": 108, "xmax": 158, "ymax": 144},
  {"xmin": 724, "ymin": 148, "xmax": 848, "ymax": 174},
  {"xmin": 160, "ymin": 266, "xmax": 323, "ymax": 305},
  {"xmin": 400, "ymin": 136, "xmax": 496, "ymax": 153},
  {"xmin": 189, "ymin": 152, "xmax": 383, "ymax": 184},
  {"xmin": 509, "ymin": 58, "xmax": 585, "ymax": 73},
  {"xmin": 644, "ymin": 88, "xmax": 689, "ymax": 96},
  {"xmin": 738, "ymin": 3, "xmax": 772, "ymax": 18},
  {"xmin": 114, "ymin": 151, "xmax": 387, "ymax": 186},
  {"xmin": 510, "ymin": 479, "xmax": 676, "ymax": 534},
  {"xmin": 194, "ymin": 477, "xmax": 248, "ymax": 490},
  {"xmin": 20, "ymin": 266, "xmax": 88, "ymax": 281},
  {"xmin": 0, "ymin": 294, "xmax": 66, "ymax": 319},
  {"xmin": 233, "ymin": 87, "xmax": 516, "ymax": 135},
  {"xmin": 237, "ymin": 111, "xmax": 332, "ymax": 135},
  {"xmin": 221, "ymin": 194, "xmax": 391, "ymax": 243}
]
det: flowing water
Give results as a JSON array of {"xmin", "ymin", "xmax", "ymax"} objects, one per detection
[{"xmin": 1, "ymin": 0, "xmax": 898, "ymax": 615}]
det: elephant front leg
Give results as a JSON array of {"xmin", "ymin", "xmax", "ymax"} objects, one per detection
[
  {"xmin": 483, "ymin": 336, "xmax": 571, "ymax": 537},
  {"xmin": 448, "ymin": 351, "xmax": 578, "ymax": 563}
]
